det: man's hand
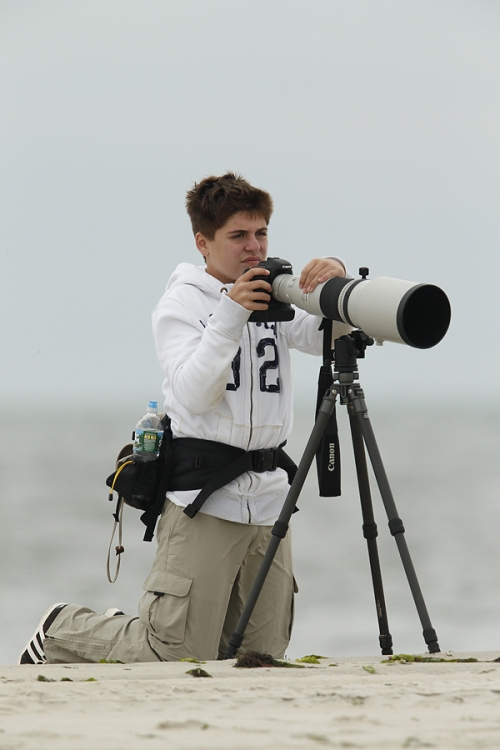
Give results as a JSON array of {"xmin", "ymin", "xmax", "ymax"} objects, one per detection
[
  {"xmin": 299, "ymin": 258, "xmax": 346, "ymax": 294},
  {"xmin": 228, "ymin": 267, "xmax": 272, "ymax": 311}
]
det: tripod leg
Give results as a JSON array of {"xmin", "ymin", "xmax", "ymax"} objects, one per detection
[
  {"xmin": 348, "ymin": 406, "xmax": 393, "ymax": 655},
  {"xmin": 349, "ymin": 386, "xmax": 441, "ymax": 654},
  {"xmin": 223, "ymin": 388, "xmax": 338, "ymax": 659}
]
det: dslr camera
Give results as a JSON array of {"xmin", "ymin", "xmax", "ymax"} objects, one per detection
[
  {"xmin": 248, "ymin": 257, "xmax": 296, "ymax": 323},
  {"xmin": 248, "ymin": 257, "xmax": 451, "ymax": 349}
]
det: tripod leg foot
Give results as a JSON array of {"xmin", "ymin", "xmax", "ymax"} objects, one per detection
[
  {"xmin": 423, "ymin": 628, "xmax": 440, "ymax": 653},
  {"xmin": 223, "ymin": 632, "xmax": 244, "ymax": 660},
  {"xmin": 379, "ymin": 634, "xmax": 393, "ymax": 655}
]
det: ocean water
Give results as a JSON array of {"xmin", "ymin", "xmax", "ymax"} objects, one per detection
[{"xmin": 2, "ymin": 397, "xmax": 500, "ymax": 664}]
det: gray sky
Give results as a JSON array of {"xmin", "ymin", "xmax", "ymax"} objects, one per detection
[{"xmin": 1, "ymin": 0, "xmax": 499, "ymax": 408}]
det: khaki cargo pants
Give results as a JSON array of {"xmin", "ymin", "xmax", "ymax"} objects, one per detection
[{"xmin": 44, "ymin": 501, "xmax": 295, "ymax": 663}]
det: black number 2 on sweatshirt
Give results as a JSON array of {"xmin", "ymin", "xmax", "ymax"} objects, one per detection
[{"xmin": 226, "ymin": 330, "xmax": 281, "ymax": 394}]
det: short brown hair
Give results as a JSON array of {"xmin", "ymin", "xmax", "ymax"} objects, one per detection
[{"xmin": 185, "ymin": 172, "xmax": 273, "ymax": 239}]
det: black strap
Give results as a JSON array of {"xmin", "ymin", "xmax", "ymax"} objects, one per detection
[
  {"xmin": 315, "ymin": 320, "xmax": 342, "ymax": 497},
  {"xmin": 322, "ymin": 318, "xmax": 333, "ymax": 365},
  {"xmin": 140, "ymin": 415, "xmax": 176, "ymax": 542},
  {"xmin": 138, "ymin": 432, "xmax": 297, "ymax": 536},
  {"xmin": 140, "ymin": 449, "xmax": 176, "ymax": 541},
  {"xmin": 182, "ymin": 443, "xmax": 296, "ymax": 519}
]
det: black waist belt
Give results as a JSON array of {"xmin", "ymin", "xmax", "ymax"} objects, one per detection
[{"xmin": 169, "ymin": 438, "xmax": 297, "ymax": 519}]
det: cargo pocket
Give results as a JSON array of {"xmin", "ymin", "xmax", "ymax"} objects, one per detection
[{"xmin": 139, "ymin": 571, "xmax": 193, "ymax": 645}]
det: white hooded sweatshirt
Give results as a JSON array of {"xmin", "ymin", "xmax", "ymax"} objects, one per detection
[{"xmin": 152, "ymin": 262, "xmax": 349, "ymax": 525}]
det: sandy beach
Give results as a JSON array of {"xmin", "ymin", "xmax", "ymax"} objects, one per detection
[{"xmin": 1, "ymin": 651, "xmax": 500, "ymax": 749}]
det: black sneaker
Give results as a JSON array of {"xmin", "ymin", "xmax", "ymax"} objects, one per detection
[{"xmin": 19, "ymin": 603, "xmax": 67, "ymax": 664}]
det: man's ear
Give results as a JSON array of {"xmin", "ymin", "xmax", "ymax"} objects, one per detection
[{"xmin": 195, "ymin": 232, "xmax": 208, "ymax": 258}]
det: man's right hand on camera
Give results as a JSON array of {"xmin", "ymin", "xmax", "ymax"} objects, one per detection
[{"xmin": 228, "ymin": 267, "xmax": 272, "ymax": 312}]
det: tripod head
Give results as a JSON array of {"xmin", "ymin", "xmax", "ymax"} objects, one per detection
[{"xmin": 332, "ymin": 330, "xmax": 374, "ymax": 384}]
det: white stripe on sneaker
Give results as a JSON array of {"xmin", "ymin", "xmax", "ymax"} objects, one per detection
[{"xmin": 19, "ymin": 603, "xmax": 67, "ymax": 665}]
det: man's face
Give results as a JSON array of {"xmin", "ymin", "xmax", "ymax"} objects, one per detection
[{"xmin": 196, "ymin": 212, "xmax": 268, "ymax": 284}]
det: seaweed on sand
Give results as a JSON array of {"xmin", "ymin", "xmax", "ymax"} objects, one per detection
[
  {"xmin": 234, "ymin": 651, "xmax": 304, "ymax": 668},
  {"xmin": 382, "ymin": 654, "xmax": 479, "ymax": 664}
]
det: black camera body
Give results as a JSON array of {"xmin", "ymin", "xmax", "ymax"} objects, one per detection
[{"xmin": 248, "ymin": 257, "xmax": 296, "ymax": 323}]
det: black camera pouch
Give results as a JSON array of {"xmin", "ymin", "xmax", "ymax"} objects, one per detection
[
  {"xmin": 315, "ymin": 320, "xmax": 341, "ymax": 497},
  {"xmin": 107, "ymin": 456, "xmax": 161, "ymax": 511},
  {"xmin": 106, "ymin": 414, "xmax": 175, "ymax": 541}
]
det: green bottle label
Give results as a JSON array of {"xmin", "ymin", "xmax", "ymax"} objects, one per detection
[{"xmin": 134, "ymin": 429, "xmax": 162, "ymax": 454}]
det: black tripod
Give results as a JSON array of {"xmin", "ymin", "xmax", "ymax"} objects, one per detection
[{"xmin": 224, "ymin": 331, "xmax": 440, "ymax": 658}]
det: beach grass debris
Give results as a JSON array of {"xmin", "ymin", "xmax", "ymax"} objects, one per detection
[
  {"xmin": 305, "ymin": 733, "xmax": 330, "ymax": 743},
  {"xmin": 343, "ymin": 695, "xmax": 367, "ymax": 706},
  {"xmin": 38, "ymin": 673, "xmax": 97, "ymax": 682},
  {"xmin": 235, "ymin": 651, "xmax": 304, "ymax": 669},
  {"xmin": 382, "ymin": 653, "xmax": 479, "ymax": 664},
  {"xmin": 99, "ymin": 659, "xmax": 125, "ymax": 664},
  {"xmin": 99, "ymin": 659, "xmax": 124, "ymax": 664},
  {"xmin": 179, "ymin": 657, "xmax": 206, "ymax": 664},
  {"xmin": 362, "ymin": 665, "xmax": 376, "ymax": 674},
  {"xmin": 295, "ymin": 654, "xmax": 326, "ymax": 664},
  {"xmin": 158, "ymin": 719, "xmax": 209, "ymax": 730},
  {"xmin": 185, "ymin": 667, "xmax": 212, "ymax": 678}
]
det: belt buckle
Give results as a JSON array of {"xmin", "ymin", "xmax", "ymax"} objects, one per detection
[{"xmin": 253, "ymin": 449, "xmax": 277, "ymax": 473}]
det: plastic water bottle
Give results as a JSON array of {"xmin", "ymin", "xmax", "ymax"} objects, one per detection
[{"xmin": 133, "ymin": 400, "xmax": 163, "ymax": 462}]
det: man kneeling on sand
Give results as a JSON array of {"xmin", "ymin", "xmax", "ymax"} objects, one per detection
[{"xmin": 20, "ymin": 172, "xmax": 348, "ymax": 664}]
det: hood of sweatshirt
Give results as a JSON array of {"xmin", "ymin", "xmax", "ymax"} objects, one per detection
[{"xmin": 163, "ymin": 263, "xmax": 233, "ymax": 300}]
